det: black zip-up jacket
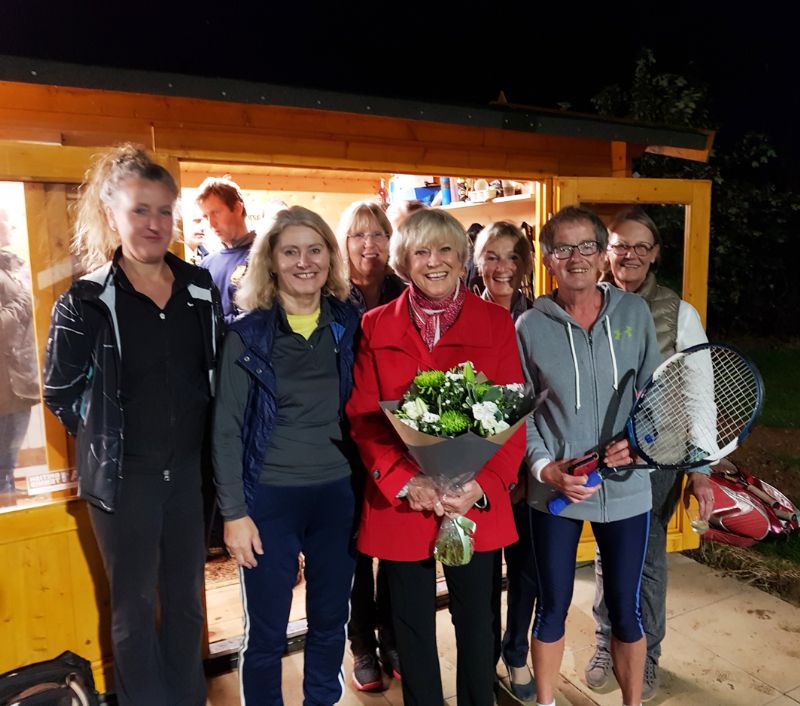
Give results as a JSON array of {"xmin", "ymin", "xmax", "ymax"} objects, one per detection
[{"xmin": 43, "ymin": 251, "xmax": 223, "ymax": 512}]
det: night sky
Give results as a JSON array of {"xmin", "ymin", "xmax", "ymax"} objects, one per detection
[{"xmin": 3, "ymin": 1, "xmax": 799, "ymax": 167}]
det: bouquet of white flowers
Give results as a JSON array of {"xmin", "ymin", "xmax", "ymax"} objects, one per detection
[
  {"xmin": 394, "ymin": 361, "xmax": 527, "ymax": 438},
  {"xmin": 380, "ymin": 362, "xmax": 538, "ymax": 566}
]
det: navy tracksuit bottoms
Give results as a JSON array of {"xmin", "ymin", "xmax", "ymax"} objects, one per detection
[{"xmin": 239, "ymin": 476, "xmax": 356, "ymax": 706}]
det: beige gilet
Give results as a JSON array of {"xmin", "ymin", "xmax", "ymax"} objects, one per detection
[{"xmin": 636, "ymin": 272, "xmax": 681, "ymax": 358}]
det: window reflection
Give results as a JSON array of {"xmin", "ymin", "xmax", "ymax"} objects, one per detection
[{"xmin": 0, "ymin": 182, "xmax": 78, "ymax": 511}]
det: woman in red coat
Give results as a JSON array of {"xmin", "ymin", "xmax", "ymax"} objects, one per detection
[{"xmin": 346, "ymin": 208, "xmax": 525, "ymax": 706}]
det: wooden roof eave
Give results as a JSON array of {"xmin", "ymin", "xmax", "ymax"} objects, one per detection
[
  {"xmin": 0, "ymin": 81, "xmax": 619, "ymax": 179},
  {"xmin": 0, "ymin": 55, "xmax": 712, "ymax": 158}
]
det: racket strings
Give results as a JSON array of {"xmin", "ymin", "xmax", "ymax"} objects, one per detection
[
  {"xmin": 713, "ymin": 350, "xmax": 759, "ymax": 445},
  {"xmin": 632, "ymin": 347, "xmax": 760, "ymax": 467}
]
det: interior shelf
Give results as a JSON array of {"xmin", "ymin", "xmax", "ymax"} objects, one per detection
[{"xmin": 443, "ymin": 193, "xmax": 533, "ymax": 210}]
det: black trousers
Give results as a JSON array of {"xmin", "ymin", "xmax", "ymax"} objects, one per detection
[
  {"xmin": 384, "ymin": 550, "xmax": 497, "ymax": 706},
  {"xmin": 347, "ymin": 552, "xmax": 395, "ymax": 655},
  {"xmin": 89, "ymin": 470, "xmax": 207, "ymax": 706}
]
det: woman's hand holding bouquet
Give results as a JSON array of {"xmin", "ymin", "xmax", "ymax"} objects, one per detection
[{"xmin": 381, "ymin": 361, "xmax": 535, "ymax": 566}]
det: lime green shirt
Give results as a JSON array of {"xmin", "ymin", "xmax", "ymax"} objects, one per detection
[{"xmin": 286, "ymin": 308, "xmax": 320, "ymax": 340}]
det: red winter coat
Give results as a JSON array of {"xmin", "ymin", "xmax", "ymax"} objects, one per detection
[{"xmin": 346, "ymin": 288, "xmax": 525, "ymax": 561}]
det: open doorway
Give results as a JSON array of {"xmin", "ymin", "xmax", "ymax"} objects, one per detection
[{"xmin": 179, "ymin": 162, "xmax": 543, "ymax": 656}]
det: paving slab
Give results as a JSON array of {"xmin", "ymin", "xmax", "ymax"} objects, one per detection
[{"xmin": 207, "ymin": 553, "xmax": 800, "ymax": 706}]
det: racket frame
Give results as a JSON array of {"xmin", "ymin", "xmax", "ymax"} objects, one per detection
[
  {"xmin": 618, "ymin": 342, "xmax": 765, "ymax": 474},
  {"xmin": 547, "ymin": 343, "xmax": 765, "ymax": 514}
]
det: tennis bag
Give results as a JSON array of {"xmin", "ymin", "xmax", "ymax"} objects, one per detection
[
  {"xmin": 0, "ymin": 651, "xmax": 99, "ymax": 706},
  {"xmin": 705, "ymin": 460, "xmax": 800, "ymax": 547}
]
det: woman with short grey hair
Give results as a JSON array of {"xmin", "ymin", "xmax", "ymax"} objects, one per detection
[{"xmin": 517, "ymin": 205, "xmax": 661, "ymax": 706}]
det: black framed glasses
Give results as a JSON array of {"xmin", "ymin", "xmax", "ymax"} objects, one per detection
[
  {"xmin": 608, "ymin": 242, "xmax": 655, "ymax": 257},
  {"xmin": 348, "ymin": 231, "xmax": 389, "ymax": 243},
  {"xmin": 550, "ymin": 240, "xmax": 600, "ymax": 260}
]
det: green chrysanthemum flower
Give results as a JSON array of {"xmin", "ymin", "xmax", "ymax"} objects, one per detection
[
  {"xmin": 474, "ymin": 381, "xmax": 492, "ymax": 399},
  {"xmin": 439, "ymin": 410, "xmax": 471, "ymax": 435},
  {"xmin": 414, "ymin": 370, "xmax": 446, "ymax": 393}
]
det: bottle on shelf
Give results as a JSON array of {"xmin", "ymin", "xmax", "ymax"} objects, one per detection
[{"xmin": 440, "ymin": 177, "xmax": 451, "ymax": 206}]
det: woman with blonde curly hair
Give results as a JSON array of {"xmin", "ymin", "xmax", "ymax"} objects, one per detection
[
  {"xmin": 212, "ymin": 206, "xmax": 360, "ymax": 704},
  {"xmin": 43, "ymin": 144, "xmax": 222, "ymax": 706}
]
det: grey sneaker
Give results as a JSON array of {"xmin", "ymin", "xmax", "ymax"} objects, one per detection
[
  {"xmin": 642, "ymin": 658, "xmax": 659, "ymax": 702},
  {"xmin": 584, "ymin": 646, "xmax": 613, "ymax": 689}
]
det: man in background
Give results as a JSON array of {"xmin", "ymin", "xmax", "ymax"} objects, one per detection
[
  {"xmin": 196, "ymin": 177, "xmax": 254, "ymax": 323},
  {"xmin": 184, "ymin": 205, "xmax": 216, "ymax": 265},
  {"xmin": 0, "ymin": 208, "xmax": 39, "ymax": 507}
]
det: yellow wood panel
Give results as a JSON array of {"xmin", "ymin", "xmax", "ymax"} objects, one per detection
[
  {"xmin": 531, "ymin": 178, "xmax": 558, "ymax": 297},
  {"xmin": 554, "ymin": 179, "xmax": 579, "ymax": 212},
  {"xmin": 557, "ymin": 177, "xmax": 695, "ymax": 205},
  {"xmin": 0, "ymin": 142, "xmax": 95, "ymax": 183},
  {"xmin": 24, "ymin": 183, "xmax": 74, "ymax": 472},
  {"xmin": 683, "ymin": 182, "xmax": 712, "ymax": 326},
  {"xmin": 24, "ymin": 534, "xmax": 74, "ymax": 658},
  {"xmin": 0, "ymin": 502, "xmax": 111, "ymax": 689},
  {"xmin": 0, "ymin": 541, "xmax": 26, "ymax": 670},
  {"xmin": 66, "ymin": 517, "xmax": 112, "ymax": 690},
  {"xmin": 180, "ymin": 165, "xmax": 391, "ymax": 193},
  {"xmin": 162, "ymin": 155, "xmax": 185, "ymax": 259},
  {"xmin": 534, "ymin": 179, "xmax": 555, "ymax": 297},
  {"xmin": 169, "ymin": 139, "xmax": 564, "ymax": 182}
]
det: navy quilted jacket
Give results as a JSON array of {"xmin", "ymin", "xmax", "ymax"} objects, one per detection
[{"xmin": 229, "ymin": 295, "xmax": 359, "ymax": 513}]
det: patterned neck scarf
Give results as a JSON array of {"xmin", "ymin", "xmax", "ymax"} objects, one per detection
[{"xmin": 408, "ymin": 281, "xmax": 467, "ymax": 350}]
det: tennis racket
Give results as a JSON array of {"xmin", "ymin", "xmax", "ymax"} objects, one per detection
[{"xmin": 548, "ymin": 343, "xmax": 765, "ymax": 515}]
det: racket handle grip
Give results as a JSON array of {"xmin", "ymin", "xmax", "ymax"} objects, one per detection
[
  {"xmin": 584, "ymin": 469, "xmax": 603, "ymax": 487},
  {"xmin": 547, "ymin": 494, "xmax": 571, "ymax": 515},
  {"xmin": 547, "ymin": 470, "xmax": 604, "ymax": 515}
]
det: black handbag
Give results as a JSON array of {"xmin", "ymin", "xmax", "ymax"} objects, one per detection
[{"xmin": 0, "ymin": 651, "xmax": 99, "ymax": 706}]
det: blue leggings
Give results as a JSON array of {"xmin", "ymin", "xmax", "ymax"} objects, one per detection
[{"xmin": 530, "ymin": 509, "xmax": 649, "ymax": 644}]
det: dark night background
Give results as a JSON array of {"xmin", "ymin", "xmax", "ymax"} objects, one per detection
[
  {"xmin": 4, "ymin": 0, "xmax": 800, "ymax": 333},
  {"xmin": 2, "ymin": 1, "xmax": 798, "ymax": 172}
]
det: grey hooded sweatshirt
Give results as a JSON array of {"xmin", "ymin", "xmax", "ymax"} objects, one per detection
[{"xmin": 516, "ymin": 283, "xmax": 662, "ymax": 522}]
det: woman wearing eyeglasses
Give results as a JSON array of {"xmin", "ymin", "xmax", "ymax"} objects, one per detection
[
  {"xmin": 335, "ymin": 200, "xmax": 406, "ymax": 691},
  {"xmin": 515, "ymin": 206, "xmax": 661, "ymax": 706},
  {"xmin": 584, "ymin": 206, "xmax": 712, "ymax": 701},
  {"xmin": 338, "ymin": 200, "xmax": 406, "ymax": 316}
]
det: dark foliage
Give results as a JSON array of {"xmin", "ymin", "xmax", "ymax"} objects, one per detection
[{"xmin": 592, "ymin": 51, "xmax": 800, "ymax": 336}]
